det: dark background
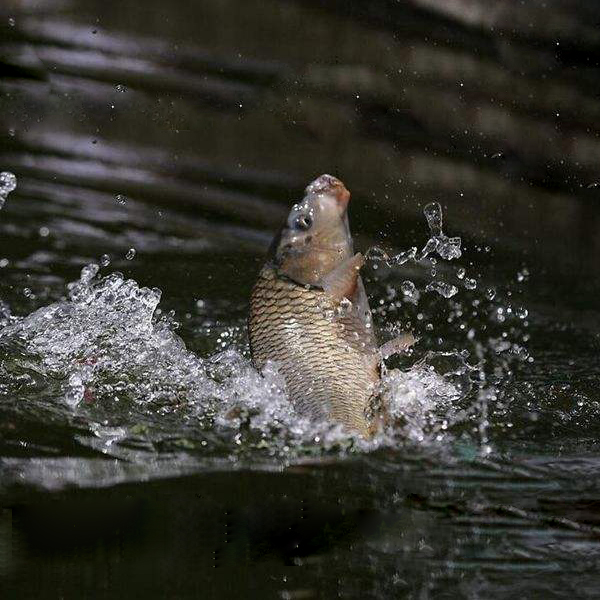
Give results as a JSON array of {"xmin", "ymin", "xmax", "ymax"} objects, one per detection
[{"xmin": 3, "ymin": 0, "xmax": 600, "ymax": 278}]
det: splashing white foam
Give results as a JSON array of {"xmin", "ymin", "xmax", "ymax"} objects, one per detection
[
  {"xmin": 0, "ymin": 265, "xmax": 214, "ymax": 409},
  {"xmin": 0, "ymin": 171, "xmax": 17, "ymax": 209},
  {"xmin": 0, "ymin": 265, "xmax": 465, "ymax": 456}
]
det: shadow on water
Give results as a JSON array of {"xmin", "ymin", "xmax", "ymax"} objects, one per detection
[{"xmin": 1, "ymin": 0, "xmax": 600, "ymax": 597}]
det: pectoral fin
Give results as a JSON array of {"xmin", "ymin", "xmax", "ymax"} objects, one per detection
[
  {"xmin": 322, "ymin": 253, "xmax": 364, "ymax": 303},
  {"xmin": 380, "ymin": 333, "xmax": 416, "ymax": 359}
]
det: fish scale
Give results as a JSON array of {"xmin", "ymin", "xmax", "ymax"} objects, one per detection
[{"xmin": 249, "ymin": 265, "xmax": 380, "ymax": 436}]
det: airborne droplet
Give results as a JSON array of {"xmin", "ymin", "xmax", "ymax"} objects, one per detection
[
  {"xmin": 423, "ymin": 202, "xmax": 443, "ymax": 237},
  {"xmin": 401, "ymin": 280, "xmax": 416, "ymax": 297},
  {"xmin": 426, "ymin": 281, "xmax": 458, "ymax": 299}
]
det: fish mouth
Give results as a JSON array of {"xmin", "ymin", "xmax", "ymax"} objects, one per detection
[{"xmin": 304, "ymin": 174, "xmax": 350, "ymax": 209}]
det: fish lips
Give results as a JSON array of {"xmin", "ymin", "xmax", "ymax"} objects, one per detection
[{"xmin": 304, "ymin": 174, "xmax": 350, "ymax": 210}]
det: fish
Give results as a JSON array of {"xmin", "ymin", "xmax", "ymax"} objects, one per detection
[{"xmin": 248, "ymin": 174, "xmax": 413, "ymax": 437}]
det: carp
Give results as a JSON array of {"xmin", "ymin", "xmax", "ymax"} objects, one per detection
[{"xmin": 248, "ymin": 174, "xmax": 412, "ymax": 437}]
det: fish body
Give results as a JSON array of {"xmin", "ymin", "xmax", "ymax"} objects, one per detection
[
  {"xmin": 249, "ymin": 265, "xmax": 379, "ymax": 436},
  {"xmin": 248, "ymin": 174, "xmax": 411, "ymax": 436}
]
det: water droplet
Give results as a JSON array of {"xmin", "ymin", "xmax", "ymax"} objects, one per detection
[
  {"xmin": 423, "ymin": 202, "xmax": 443, "ymax": 237},
  {"xmin": 464, "ymin": 278, "xmax": 477, "ymax": 290},
  {"xmin": 80, "ymin": 263, "xmax": 100, "ymax": 283},
  {"xmin": 389, "ymin": 246, "xmax": 417, "ymax": 265},
  {"xmin": 438, "ymin": 237, "xmax": 462, "ymax": 260},
  {"xmin": 8, "ymin": 17, "xmax": 15, "ymax": 27},
  {"xmin": 516, "ymin": 306, "xmax": 528, "ymax": 319},
  {"xmin": 38, "ymin": 226, "xmax": 50, "ymax": 237},
  {"xmin": 426, "ymin": 281, "xmax": 458, "ymax": 298},
  {"xmin": 100, "ymin": 254, "xmax": 111, "ymax": 267},
  {"xmin": 368, "ymin": 245, "xmax": 417, "ymax": 267},
  {"xmin": 419, "ymin": 237, "xmax": 439, "ymax": 261},
  {"xmin": 401, "ymin": 280, "xmax": 416, "ymax": 297},
  {"xmin": 365, "ymin": 246, "xmax": 389, "ymax": 262},
  {"xmin": 457, "ymin": 267, "xmax": 466, "ymax": 279},
  {"xmin": 125, "ymin": 248, "xmax": 136, "ymax": 260},
  {"xmin": 339, "ymin": 297, "xmax": 352, "ymax": 310},
  {"xmin": 115, "ymin": 84, "xmax": 127, "ymax": 93},
  {"xmin": 485, "ymin": 287, "xmax": 496, "ymax": 300},
  {"xmin": 115, "ymin": 194, "xmax": 127, "ymax": 204},
  {"xmin": 418, "ymin": 203, "xmax": 462, "ymax": 262}
]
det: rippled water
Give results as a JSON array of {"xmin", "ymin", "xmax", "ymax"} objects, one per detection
[{"xmin": 2, "ymin": 0, "xmax": 600, "ymax": 597}]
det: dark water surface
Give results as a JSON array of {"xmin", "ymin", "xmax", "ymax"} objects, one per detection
[{"xmin": 1, "ymin": 0, "xmax": 600, "ymax": 597}]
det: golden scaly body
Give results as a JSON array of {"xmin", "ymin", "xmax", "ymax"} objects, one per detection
[{"xmin": 249, "ymin": 265, "xmax": 380, "ymax": 436}]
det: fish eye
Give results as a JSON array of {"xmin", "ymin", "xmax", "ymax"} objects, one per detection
[{"xmin": 294, "ymin": 214, "xmax": 313, "ymax": 231}]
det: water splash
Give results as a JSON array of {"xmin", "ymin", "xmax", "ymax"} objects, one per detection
[
  {"xmin": 0, "ymin": 263, "xmax": 467, "ymax": 461},
  {"xmin": 366, "ymin": 198, "xmax": 533, "ymax": 455},
  {"xmin": 1, "ymin": 266, "xmax": 209, "ymax": 407},
  {"xmin": 401, "ymin": 280, "xmax": 419, "ymax": 303},
  {"xmin": 366, "ymin": 203, "xmax": 464, "ymax": 301},
  {"xmin": 420, "ymin": 202, "xmax": 462, "ymax": 261},
  {"xmin": 383, "ymin": 351, "xmax": 474, "ymax": 444},
  {"xmin": 365, "ymin": 245, "xmax": 417, "ymax": 266},
  {"xmin": 0, "ymin": 171, "xmax": 17, "ymax": 209},
  {"xmin": 426, "ymin": 281, "xmax": 458, "ymax": 299},
  {"xmin": 0, "ymin": 190, "xmax": 530, "ymax": 466}
]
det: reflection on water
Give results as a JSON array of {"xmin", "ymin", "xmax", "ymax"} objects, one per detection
[{"xmin": 2, "ymin": 0, "xmax": 600, "ymax": 597}]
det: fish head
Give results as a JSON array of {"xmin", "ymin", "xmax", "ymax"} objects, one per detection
[{"xmin": 270, "ymin": 174, "xmax": 353, "ymax": 286}]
